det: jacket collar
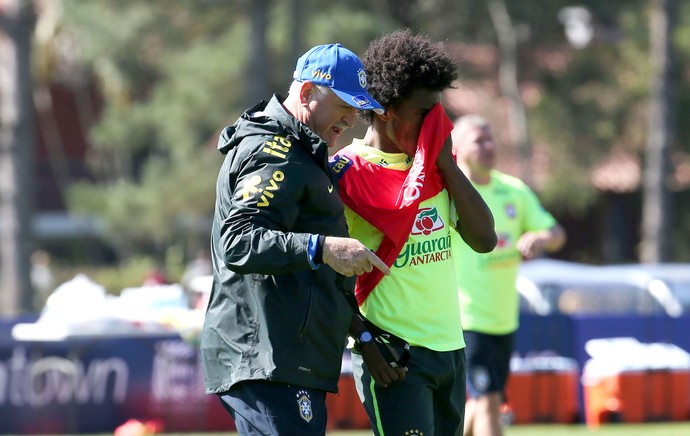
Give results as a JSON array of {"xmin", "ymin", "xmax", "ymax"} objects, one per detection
[{"xmin": 265, "ymin": 94, "xmax": 328, "ymax": 166}]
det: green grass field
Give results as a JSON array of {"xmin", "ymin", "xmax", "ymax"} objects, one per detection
[
  {"xmin": 20, "ymin": 422, "xmax": 687, "ymax": 436},
  {"xmin": 325, "ymin": 423, "xmax": 690, "ymax": 436},
  {"xmin": 504, "ymin": 422, "xmax": 690, "ymax": 435},
  {"xmin": 10, "ymin": 422, "xmax": 690, "ymax": 436},
  {"xmin": 324, "ymin": 423, "xmax": 690, "ymax": 435}
]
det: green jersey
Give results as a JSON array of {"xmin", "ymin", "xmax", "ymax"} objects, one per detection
[
  {"xmin": 344, "ymin": 140, "xmax": 465, "ymax": 351},
  {"xmin": 452, "ymin": 170, "xmax": 557, "ymax": 334}
]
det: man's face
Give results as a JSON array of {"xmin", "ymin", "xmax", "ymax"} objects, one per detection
[
  {"xmin": 454, "ymin": 124, "xmax": 495, "ymax": 171},
  {"xmin": 382, "ymin": 89, "xmax": 441, "ymax": 157},
  {"xmin": 304, "ymin": 87, "xmax": 357, "ymax": 147}
]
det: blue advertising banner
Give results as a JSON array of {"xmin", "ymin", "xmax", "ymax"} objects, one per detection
[
  {"xmin": 0, "ymin": 318, "xmax": 233, "ymax": 434},
  {"xmin": 4, "ymin": 312, "xmax": 690, "ymax": 431}
]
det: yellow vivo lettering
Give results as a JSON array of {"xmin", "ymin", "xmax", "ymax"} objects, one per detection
[
  {"xmin": 312, "ymin": 70, "xmax": 332, "ymax": 81},
  {"xmin": 257, "ymin": 171, "xmax": 285, "ymax": 207}
]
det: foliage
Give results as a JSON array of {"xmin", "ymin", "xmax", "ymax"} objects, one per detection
[
  {"xmin": 60, "ymin": 0, "xmax": 249, "ymax": 259},
  {"xmin": 49, "ymin": 0, "xmax": 690, "ymax": 263},
  {"xmin": 49, "ymin": 253, "xmax": 186, "ymax": 298},
  {"xmin": 56, "ymin": 0, "xmax": 403, "ymax": 262}
]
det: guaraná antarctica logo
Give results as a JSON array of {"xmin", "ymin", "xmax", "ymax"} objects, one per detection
[{"xmin": 411, "ymin": 207, "xmax": 444, "ymax": 236}]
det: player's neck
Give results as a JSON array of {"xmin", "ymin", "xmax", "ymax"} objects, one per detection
[{"xmin": 363, "ymin": 127, "xmax": 397, "ymax": 154}]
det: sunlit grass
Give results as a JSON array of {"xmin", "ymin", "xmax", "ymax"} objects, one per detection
[
  {"xmin": 506, "ymin": 422, "xmax": 690, "ymax": 435},
  {"xmin": 11, "ymin": 422, "xmax": 690, "ymax": 436},
  {"xmin": 181, "ymin": 423, "xmax": 690, "ymax": 435}
]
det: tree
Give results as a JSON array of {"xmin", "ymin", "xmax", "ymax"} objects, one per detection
[
  {"xmin": 58, "ymin": 0, "xmax": 398, "ymax": 264},
  {"xmin": 0, "ymin": 0, "xmax": 36, "ymax": 315},
  {"xmin": 246, "ymin": 0, "xmax": 271, "ymax": 107},
  {"xmin": 487, "ymin": 0, "xmax": 531, "ymax": 183},
  {"xmin": 641, "ymin": 0, "xmax": 675, "ymax": 263},
  {"xmin": 39, "ymin": 0, "xmax": 690, "ymax": 265},
  {"xmin": 61, "ymin": 0, "xmax": 247, "ymax": 260}
]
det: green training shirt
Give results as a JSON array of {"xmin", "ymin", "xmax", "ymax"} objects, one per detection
[
  {"xmin": 452, "ymin": 170, "xmax": 557, "ymax": 334},
  {"xmin": 343, "ymin": 140, "xmax": 465, "ymax": 351}
]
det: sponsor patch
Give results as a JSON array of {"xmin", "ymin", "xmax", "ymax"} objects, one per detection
[
  {"xmin": 329, "ymin": 155, "xmax": 353, "ymax": 177},
  {"xmin": 411, "ymin": 207, "xmax": 444, "ymax": 236},
  {"xmin": 395, "ymin": 233, "xmax": 452, "ymax": 268},
  {"xmin": 262, "ymin": 135, "xmax": 292, "ymax": 159},
  {"xmin": 312, "ymin": 69, "xmax": 332, "ymax": 81},
  {"xmin": 239, "ymin": 175, "xmax": 262, "ymax": 201},
  {"xmin": 351, "ymin": 94, "xmax": 372, "ymax": 107},
  {"xmin": 237, "ymin": 170, "xmax": 285, "ymax": 207}
]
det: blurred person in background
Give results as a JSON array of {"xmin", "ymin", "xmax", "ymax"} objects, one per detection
[
  {"xmin": 331, "ymin": 29, "xmax": 496, "ymax": 436},
  {"xmin": 181, "ymin": 248, "xmax": 212, "ymax": 309},
  {"xmin": 181, "ymin": 248, "xmax": 212, "ymax": 289},
  {"xmin": 200, "ymin": 43, "xmax": 390, "ymax": 435},
  {"xmin": 30, "ymin": 249, "xmax": 55, "ymax": 309},
  {"xmin": 142, "ymin": 261, "xmax": 169, "ymax": 286},
  {"xmin": 451, "ymin": 115, "xmax": 566, "ymax": 436}
]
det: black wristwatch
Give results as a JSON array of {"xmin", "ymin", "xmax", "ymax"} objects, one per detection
[{"xmin": 354, "ymin": 330, "xmax": 374, "ymax": 351}]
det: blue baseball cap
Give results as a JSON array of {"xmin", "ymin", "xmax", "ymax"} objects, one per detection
[{"xmin": 293, "ymin": 43, "xmax": 384, "ymax": 114}]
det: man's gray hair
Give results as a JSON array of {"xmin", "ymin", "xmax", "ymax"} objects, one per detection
[{"xmin": 289, "ymin": 80, "xmax": 331, "ymax": 100}]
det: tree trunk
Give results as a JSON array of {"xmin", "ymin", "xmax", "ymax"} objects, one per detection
[
  {"xmin": 290, "ymin": 0, "xmax": 303, "ymax": 69},
  {"xmin": 487, "ymin": 0, "xmax": 531, "ymax": 184},
  {"xmin": 641, "ymin": 0, "xmax": 674, "ymax": 263},
  {"xmin": 0, "ymin": 0, "xmax": 37, "ymax": 315},
  {"xmin": 246, "ymin": 0, "xmax": 271, "ymax": 107}
]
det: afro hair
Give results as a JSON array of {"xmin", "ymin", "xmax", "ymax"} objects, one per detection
[{"xmin": 360, "ymin": 28, "xmax": 457, "ymax": 123}]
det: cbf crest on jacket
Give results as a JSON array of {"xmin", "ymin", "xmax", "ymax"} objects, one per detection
[{"xmin": 200, "ymin": 94, "xmax": 354, "ymax": 395}]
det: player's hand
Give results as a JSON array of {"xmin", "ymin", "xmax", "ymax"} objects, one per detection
[
  {"xmin": 435, "ymin": 135, "xmax": 455, "ymax": 172},
  {"xmin": 361, "ymin": 342, "xmax": 407, "ymax": 387},
  {"xmin": 322, "ymin": 237, "xmax": 391, "ymax": 277},
  {"xmin": 516, "ymin": 231, "xmax": 547, "ymax": 259}
]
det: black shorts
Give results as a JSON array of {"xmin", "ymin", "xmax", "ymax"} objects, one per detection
[
  {"xmin": 463, "ymin": 330, "xmax": 515, "ymax": 398},
  {"xmin": 218, "ymin": 380, "xmax": 327, "ymax": 435},
  {"xmin": 352, "ymin": 346, "xmax": 466, "ymax": 436}
]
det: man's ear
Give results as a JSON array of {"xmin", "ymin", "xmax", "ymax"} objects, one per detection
[{"xmin": 299, "ymin": 81, "xmax": 315, "ymax": 105}]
